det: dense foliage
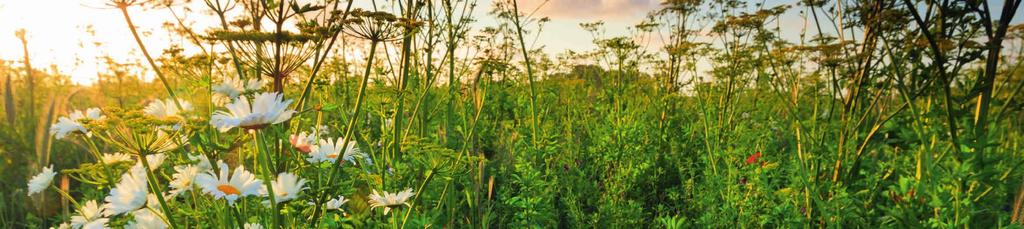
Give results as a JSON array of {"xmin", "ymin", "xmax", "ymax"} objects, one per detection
[{"xmin": 1, "ymin": 0, "xmax": 1024, "ymax": 228}]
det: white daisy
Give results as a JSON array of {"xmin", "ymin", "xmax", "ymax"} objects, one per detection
[
  {"xmin": 243, "ymin": 223, "xmax": 263, "ymax": 229},
  {"xmin": 209, "ymin": 92, "xmax": 295, "ymax": 132},
  {"xmin": 267, "ymin": 172, "xmax": 307, "ymax": 203},
  {"xmin": 135, "ymin": 153, "xmax": 166, "ymax": 171},
  {"xmin": 169, "ymin": 165, "xmax": 203, "ymax": 196},
  {"xmin": 307, "ymin": 138, "xmax": 365, "ymax": 164},
  {"xmin": 71, "ymin": 200, "xmax": 108, "ymax": 229},
  {"xmin": 144, "ymin": 99, "xmax": 192, "ymax": 119},
  {"xmin": 325, "ymin": 195, "xmax": 349, "ymax": 210},
  {"xmin": 27, "ymin": 165, "xmax": 57, "ymax": 195},
  {"xmin": 367, "ymin": 188, "xmax": 415, "ymax": 215},
  {"xmin": 50, "ymin": 223, "xmax": 71, "ymax": 229},
  {"xmin": 124, "ymin": 208, "xmax": 167, "ymax": 229},
  {"xmin": 289, "ymin": 132, "xmax": 315, "ymax": 153},
  {"xmin": 101, "ymin": 153, "xmax": 133, "ymax": 165},
  {"xmin": 213, "ymin": 77, "xmax": 264, "ymax": 99},
  {"xmin": 311, "ymin": 125, "xmax": 329, "ymax": 137},
  {"xmin": 103, "ymin": 165, "xmax": 149, "ymax": 216},
  {"xmin": 50, "ymin": 108, "xmax": 103, "ymax": 139},
  {"xmin": 194, "ymin": 161, "xmax": 263, "ymax": 205},
  {"xmin": 187, "ymin": 154, "xmax": 213, "ymax": 171}
]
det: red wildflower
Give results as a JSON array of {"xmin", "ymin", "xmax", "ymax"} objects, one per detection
[{"xmin": 746, "ymin": 151, "xmax": 762, "ymax": 165}]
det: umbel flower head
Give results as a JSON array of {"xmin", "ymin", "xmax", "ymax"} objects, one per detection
[
  {"xmin": 210, "ymin": 92, "xmax": 296, "ymax": 132},
  {"xmin": 101, "ymin": 153, "xmax": 133, "ymax": 165},
  {"xmin": 104, "ymin": 165, "xmax": 149, "ymax": 216},
  {"xmin": 27, "ymin": 165, "xmax": 56, "ymax": 195},
  {"xmin": 50, "ymin": 108, "xmax": 104, "ymax": 139},
  {"xmin": 343, "ymin": 9, "xmax": 421, "ymax": 42},
  {"xmin": 195, "ymin": 161, "xmax": 264, "ymax": 205},
  {"xmin": 307, "ymin": 137, "xmax": 365, "ymax": 164},
  {"xmin": 95, "ymin": 109, "xmax": 184, "ymax": 155},
  {"xmin": 71, "ymin": 200, "xmax": 108, "ymax": 229},
  {"xmin": 208, "ymin": 30, "xmax": 319, "ymax": 92},
  {"xmin": 367, "ymin": 188, "xmax": 415, "ymax": 215}
]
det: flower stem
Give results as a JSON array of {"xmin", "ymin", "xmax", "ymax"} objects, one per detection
[
  {"xmin": 252, "ymin": 131, "xmax": 280, "ymax": 229},
  {"xmin": 310, "ymin": 40, "xmax": 380, "ymax": 226},
  {"xmin": 50, "ymin": 185, "xmax": 82, "ymax": 213},
  {"xmin": 117, "ymin": 5, "xmax": 183, "ymax": 111},
  {"xmin": 139, "ymin": 153, "xmax": 180, "ymax": 229}
]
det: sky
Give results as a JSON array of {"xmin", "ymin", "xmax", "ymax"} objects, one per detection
[{"xmin": 1, "ymin": 0, "xmax": 1020, "ymax": 85}]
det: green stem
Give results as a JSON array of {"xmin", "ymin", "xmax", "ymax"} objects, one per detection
[
  {"xmin": 50, "ymin": 185, "xmax": 82, "ymax": 213},
  {"xmin": 309, "ymin": 40, "xmax": 380, "ymax": 225},
  {"xmin": 117, "ymin": 6, "xmax": 183, "ymax": 111},
  {"xmin": 139, "ymin": 152, "xmax": 179, "ymax": 229},
  {"xmin": 509, "ymin": 0, "xmax": 541, "ymax": 149},
  {"xmin": 400, "ymin": 169, "xmax": 434, "ymax": 228},
  {"xmin": 252, "ymin": 131, "xmax": 280, "ymax": 229}
]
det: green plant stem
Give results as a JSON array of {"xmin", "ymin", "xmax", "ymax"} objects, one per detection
[
  {"xmin": 251, "ymin": 130, "xmax": 280, "ymax": 228},
  {"xmin": 117, "ymin": 6, "xmax": 184, "ymax": 111},
  {"xmin": 400, "ymin": 168, "xmax": 435, "ymax": 228},
  {"xmin": 508, "ymin": 0, "xmax": 541, "ymax": 149},
  {"xmin": 139, "ymin": 152, "xmax": 179, "ymax": 229},
  {"xmin": 309, "ymin": 40, "xmax": 379, "ymax": 226},
  {"xmin": 296, "ymin": 0, "xmax": 356, "ymax": 112},
  {"xmin": 50, "ymin": 185, "xmax": 82, "ymax": 213}
]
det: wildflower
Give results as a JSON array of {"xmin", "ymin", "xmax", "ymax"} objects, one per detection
[
  {"xmin": 101, "ymin": 153, "xmax": 133, "ymax": 165},
  {"xmin": 103, "ymin": 165, "xmax": 149, "ymax": 216},
  {"xmin": 71, "ymin": 200, "xmax": 108, "ymax": 229},
  {"xmin": 289, "ymin": 132, "xmax": 315, "ymax": 153},
  {"xmin": 211, "ymin": 93, "xmax": 232, "ymax": 107},
  {"xmin": 311, "ymin": 125, "xmax": 329, "ymax": 137},
  {"xmin": 210, "ymin": 92, "xmax": 295, "ymax": 132},
  {"xmin": 212, "ymin": 77, "xmax": 264, "ymax": 99},
  {"xmin": 344, "ymin": 9, "xmax": 408, "ymax": 42},
  {"xmin": 169, "ymin": 165, "xmax": 203, "ymax": 196},
  {"xmin": 746, "ymin": 151, "xmax": 762, "ymax": 166},
  {"xmin": 367, "ymin": 188, "xmax": 415, "ymax": 215},
  {"xmin": 125, "ymin": 208, "xmax": 167, "ymax": 229},
  {"xmin": 136, "ymin": 153, "xmax": 166, "ymax": 171},
  {"xmin": 50, "ymin": 222, "xmax": 71, "ymax": 229},
  {"xmin": 103, "ymin": 125, "xmax": 182, "ymax": 155},
  {"xmin": 50, "ymin": 108, "xmax": 104, "ymax": 139},
  {"xmin": 243, "ymin": 223, "xmax": 263, "ymax": 229},
  {"xmin": 195, "ymin": 161, "xmax": 263, "ymax": 205},
  {"xmin": 188, "ymin": 154, "xmax": 213, "ymax": 171},
  {"xmin": 27, "ymin": 165, "xmax": 56, "ymax": 195},
  {"xmin": 267, "ymin": 172, "xmax": 307, "ymax": 203},
  {"xmin": 326, "ymin": 195, "xmax": 349, "ymax": 210},
  {"xmin": 307, "ymin": 138, "xmax": 365, "ymax": 164},
  {"xmin": 144, "ymin": 98, "xmax": 192, "ymax": 119}
]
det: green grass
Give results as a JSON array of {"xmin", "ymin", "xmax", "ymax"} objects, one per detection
[{"xmin": 1, "ymin": 0, "xmax": 1024, "ymax": 228}]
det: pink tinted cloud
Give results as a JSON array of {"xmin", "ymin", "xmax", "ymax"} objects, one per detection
[{"xmin": 518, "ymin": 0, "xmax": 661, "ymax": 20}]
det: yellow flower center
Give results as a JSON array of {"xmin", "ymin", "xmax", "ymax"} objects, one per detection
[
  {"xmin": 217, "ymin": 184, "xmax": 241, "ymax": 195},
  {"xmin": 327, "ymin": 154, "xmax": 338, "ymax": 159}
]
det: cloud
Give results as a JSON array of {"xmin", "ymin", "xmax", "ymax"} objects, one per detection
[{"xmin": 519, "ymin": 0, "xmax": 661, "ymax": 20}]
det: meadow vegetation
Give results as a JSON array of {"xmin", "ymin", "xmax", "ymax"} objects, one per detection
[{"xmin": 1, "ymin": 0, "xmax": 1024, "ymax": 227}]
